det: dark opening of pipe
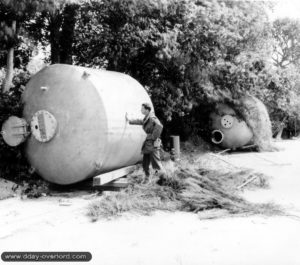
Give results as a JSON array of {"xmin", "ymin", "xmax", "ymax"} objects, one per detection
[{"xmin": 211, "ymin": 130, "xmax": 224, "ymax": 144}]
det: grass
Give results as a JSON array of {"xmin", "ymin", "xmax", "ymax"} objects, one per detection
[
  {"xmin": 0, "ymin": 178, "xmax": 19, "ymax": 200},
  {"xmin": 88, "ymin": 154, "xmax": 283, "ymax": 221}
]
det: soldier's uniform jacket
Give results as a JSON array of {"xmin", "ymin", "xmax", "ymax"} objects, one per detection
[{"xmin": 129, "ymin": 113, "xmax": 163, "ymax": 154}]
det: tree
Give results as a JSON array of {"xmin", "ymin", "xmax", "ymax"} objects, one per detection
[
  {"xmin": 73, "ymin": 0, "xmax": 190, "ymax": 119},
  {"xmin": 272, "ymin": 18, "xmax": 300, "ymax": 68},
  {"xmin": 0, "ymin": 0, "xmax": 55, "ymax": 92},
  {"xmin": 72, "ymin": 0, "xmax": 273, "ymax": 124},
  {"xmin": 26, "ymin": 1, "xmax": 80, "ymax": 64},
  {"xmin": 71, "ymin": 0, "xmax": 300, "ymax": 139}
]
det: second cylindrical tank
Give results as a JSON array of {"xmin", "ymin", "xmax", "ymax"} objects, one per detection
[{"xmin": 210, "ymin": 103, "xmax": 253, "ymax": 149}]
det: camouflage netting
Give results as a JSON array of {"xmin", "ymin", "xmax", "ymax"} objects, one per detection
[
  {"xmin": 235, "ymin": 95, "xmax": 277, "ymax": 151},
  {"xmin": 87, "ymin": 157, "xmax": 283, "ymax": 221}
]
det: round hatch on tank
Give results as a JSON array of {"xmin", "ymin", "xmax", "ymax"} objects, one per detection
[
  {"xmin": 30, "ymin": 110, "xmax": 57, "ymax": 142},
  {"xmin": 1, "ymin": 116, "xmax": 29, "ymax": 146},
  {"xmin": 221, "ymin": 115, "xmax": 234, "ymax": 129}
]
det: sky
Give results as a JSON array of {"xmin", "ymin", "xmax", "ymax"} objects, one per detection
[{"xmin": 269, "ymin": 0, "xmax": 300, "ymax": 20}]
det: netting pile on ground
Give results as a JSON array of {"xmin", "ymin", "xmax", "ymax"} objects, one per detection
[
  {"xmin": 88, "ymin": 155, "xmax": 283, "ymax": 221},
  {"xmin": 235, "ymin": 96, "xmax": 277, "ymax": 151}
]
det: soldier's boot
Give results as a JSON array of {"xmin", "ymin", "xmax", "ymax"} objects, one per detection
[{"xmin": 142, "ymin": 174, "xmax": 150, "ymax": 184}]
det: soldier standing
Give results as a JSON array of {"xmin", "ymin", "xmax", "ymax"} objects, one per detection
[{"xmin": 126, "ymin": 103, "xmax": 164, "ymax": 183}]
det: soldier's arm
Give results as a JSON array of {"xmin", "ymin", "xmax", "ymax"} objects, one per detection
[
  {"xmin": 126, "ymin": 113, "xmax": 143, "ymax": 125},
  {"xmin": 129, "ymin": 119, "xmax": 143, "ymax": 125}
]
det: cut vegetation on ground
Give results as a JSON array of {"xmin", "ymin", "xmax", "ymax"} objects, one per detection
[{"xmin": 88, "ymin": 154, "xmax": 283, "ymax": 221}]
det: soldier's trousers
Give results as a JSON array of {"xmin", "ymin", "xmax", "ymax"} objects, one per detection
[{"xmin": 142, "ymin": 149, "xmax": 163, "ymax": 177}]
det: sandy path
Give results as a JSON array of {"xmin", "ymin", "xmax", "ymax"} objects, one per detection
[
  {"xmin": 227, "ymin": 140, "xmax": 300, "ymax": 213},
  {"xmin": 1, "ymin": 140, "xmax": 300, "ymax": 265}
]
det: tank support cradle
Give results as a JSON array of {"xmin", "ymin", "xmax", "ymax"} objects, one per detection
[{"xmin": 92, "ymin": 165, "xmax": 136, "ymax": 187}]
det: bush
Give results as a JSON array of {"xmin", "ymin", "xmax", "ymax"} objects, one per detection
[{"xmin": 0, "ymin": 70, "xmax": 31, "ymax": 182}]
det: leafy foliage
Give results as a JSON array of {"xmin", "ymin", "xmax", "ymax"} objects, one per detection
[
  {"xmin": 72, "ymin": 0, "xmax": 275, "ymax": 130},
  {"xmin": 0, "ymin": 0, "xmax": 57, "ymax": 92},
  {"xmin": 0, "ymin": 70, "xmax": 31, "ymax": 181},
  {"xmin": 0, "ymin": 0, "xmax": 57, "ymax": 51},
  {"xmin": 272, "ymin": 18, "xmax": 300, "ymax": 68},
  {"xmin": 25, "ymin": 1, "xmax": 80, "ymax": 64}
]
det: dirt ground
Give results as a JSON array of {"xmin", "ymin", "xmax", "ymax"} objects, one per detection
[{"xmin": 1, "ymin": 140, "xmax": 300, "ymax": 265}]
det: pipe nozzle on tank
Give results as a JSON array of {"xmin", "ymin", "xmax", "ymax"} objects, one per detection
[
  {"xmin": 211, "ymin": 130, "xmax": 224, "ymax": 145},
  {"xmin": 1, "ymin": 116, "xmax": 30, "ymax": 146}
]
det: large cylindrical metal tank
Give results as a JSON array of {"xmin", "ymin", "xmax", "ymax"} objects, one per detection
[
  {"xmin": 210, "ymin": 103, "xmax": 253, "ymax": 149},
  {"xmin": 21, "ymin": 64, "xmax": 151, "ymax": 184}
]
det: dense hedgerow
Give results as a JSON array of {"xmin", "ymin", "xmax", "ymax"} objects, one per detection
[{"xmin": 0, "ymin": 70, "xmax": 31, "ymax": 182}]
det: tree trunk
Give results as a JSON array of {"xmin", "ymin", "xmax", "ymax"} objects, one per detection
[
  {"xmin": 2, "ymin": 20, "xmax": 16, "ymax": 93},
  {"xmin": 49, "ymin": 12, "xmax": 62, "ymax": 64},
  {"xmin": 60, "ymin": 4, "xmax": 78, "ymax": 64},
  {"xmin": 275, "ymin": 126, "xmax": 284, "ymax": 140}
]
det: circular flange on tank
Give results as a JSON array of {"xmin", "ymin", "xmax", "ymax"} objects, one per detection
[
  {"xmin": 1, "ymin": 116, "xmax": 29, "ymax": 146},
  {"xmin": 221, "ymin": 115, "xmax": 234, "ymax": 129},
  {"xmin": 30, "ymin": 110, "xmax": 57, "ymax": 142}
]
